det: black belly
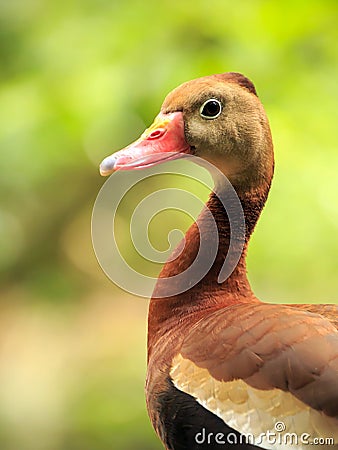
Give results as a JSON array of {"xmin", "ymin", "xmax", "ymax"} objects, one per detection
[{"xmin": 156, "ymin": 379, "xmax": 262, "ymax": 450}]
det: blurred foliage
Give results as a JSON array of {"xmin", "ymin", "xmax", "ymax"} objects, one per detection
[{"xmin": 0, "ymin": 0, "xmax": 337, "ymax": 449}]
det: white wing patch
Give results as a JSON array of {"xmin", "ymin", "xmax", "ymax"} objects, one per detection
[{"xmin": 170, "ymin": 354, "xmax": 338, "ymax": 450}]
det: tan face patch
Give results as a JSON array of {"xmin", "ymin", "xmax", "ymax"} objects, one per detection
[{"xmin": 170, "ymin": 354, "xmax": 338, "ymax": 449}]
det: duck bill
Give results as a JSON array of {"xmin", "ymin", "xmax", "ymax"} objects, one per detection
[{"xmin": 99, "ymin": 112, "xmax": 191, "ymax": 176}]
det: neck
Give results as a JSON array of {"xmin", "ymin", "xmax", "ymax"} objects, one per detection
[{"xmin": 147, "ymin": 179, "xmax": 271, "ymax": 353}]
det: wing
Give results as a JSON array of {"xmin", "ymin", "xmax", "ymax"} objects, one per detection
[
  {"xmin": 288, "ymin": 303, "xmax": 338, "ymax": 330},
  {"xmin": 170, "ymin": 302, "xmax": 338, "ymax": 449}
]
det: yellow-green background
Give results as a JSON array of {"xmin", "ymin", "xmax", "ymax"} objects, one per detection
[{"xmin": 0, "ymin": 1, "xmax": 337, "ymax": 449}]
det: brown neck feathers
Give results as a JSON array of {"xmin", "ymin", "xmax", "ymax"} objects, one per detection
[{"xmin": 147, "ymin": 180, "xmax": 271, "ymax": 351}]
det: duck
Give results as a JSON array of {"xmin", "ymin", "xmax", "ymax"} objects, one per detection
[{"xmin": 99, "ymin": 73, "xmax": 338, "ymax": 450}]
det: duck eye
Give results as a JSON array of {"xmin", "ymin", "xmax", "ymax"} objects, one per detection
[{"xmin": 200, "ymin": 98, "xmax": 222, "ymax": 119}]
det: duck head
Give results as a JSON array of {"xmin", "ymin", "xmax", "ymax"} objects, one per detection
[{"xmin": 100, "ymin": 72, "xmax": 274, "ymax": 191}]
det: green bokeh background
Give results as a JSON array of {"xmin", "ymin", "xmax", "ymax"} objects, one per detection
[{"xmin": 0, "ymin": 1, "xmax": 337, "ymax": 449}]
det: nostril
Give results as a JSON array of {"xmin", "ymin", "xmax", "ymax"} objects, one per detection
[{"xmin": 147, "ymin": 128, "xmax": 166, "ymax": 140}]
